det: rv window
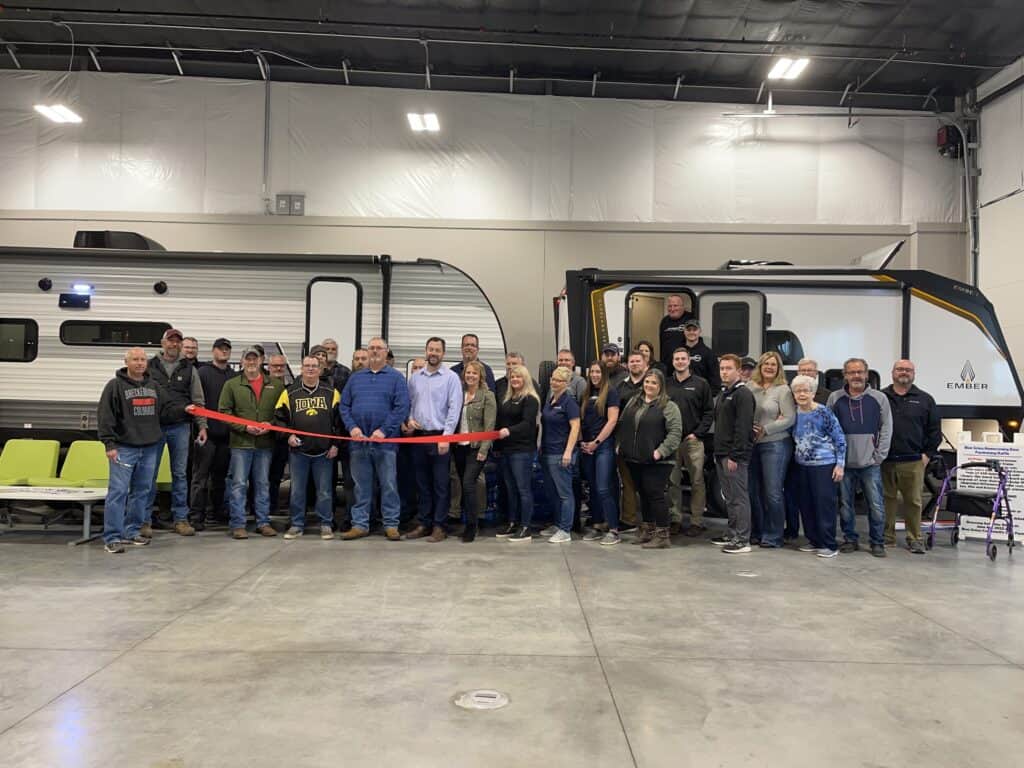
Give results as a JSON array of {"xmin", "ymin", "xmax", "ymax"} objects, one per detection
[
  {"xmin": 711, "ymin": 302, "xmax": 750, "ymax": 356},
  {"xmin": 60, "ymin": 321, "xmax": 170, "ymax": 347},
  {"xmin": 0, "ymin": 319, "xmax": 39, "ymax": 362},
  {"xmin": 766, "ymin": 331, "xmax": 805, "ymax": 366}
]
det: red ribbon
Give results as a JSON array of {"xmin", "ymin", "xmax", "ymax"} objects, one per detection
[{"xmin": 186, "ymin": 405, "xmax": 501, "ymax": 444}]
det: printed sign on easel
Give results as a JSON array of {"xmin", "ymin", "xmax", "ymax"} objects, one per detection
[{"xmin": 954, "ymin": 441, "xmax": 1024, "ymax": 541}]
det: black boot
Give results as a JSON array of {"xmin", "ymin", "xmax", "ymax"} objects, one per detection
[{"xmin": 461, "ymin": 521, "xmax": 477, "ymax": 543}]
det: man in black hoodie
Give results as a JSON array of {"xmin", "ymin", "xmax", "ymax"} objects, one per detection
[
  {"xmin": 682, "ymin": 319, "xmax": 721, "ymax": 390},
  {"xmin": 667, "ymin": 347, "xmax": 715, "ymax": 536},
  {"xmin": 189, "ymin": 338, "xmax": 234, "ymax": 529},
  {"xmin": 712, "ymin": 354, "xmax": 756, "ymax": 554},
  {"xmin": 97, "ymin": 347, "xmax": 169, "ymax": 553},
  {"xmin": 881, "ymin": 359, "xmax": 941, "ymax": 554}
]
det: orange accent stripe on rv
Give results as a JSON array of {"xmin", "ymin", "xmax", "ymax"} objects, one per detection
[
  {"xmin": 870, "ymin": 276, "xmax": 1003, "ymax": 358},
  {"xmin": 590, "ymin": 283, "xmax": 621, "ymax": 354}
]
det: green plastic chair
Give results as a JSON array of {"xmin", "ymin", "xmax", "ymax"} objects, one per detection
[
  {"xmin": 156, "ymin": 447, "xmax": 172, "ymax": 491},
  {"xmin": 28, "ymin": 440, "xmax": 110, "ymax": 488},
  {"xmin": 0, "ymin": 439, "xmax": 60, "ymax": 486}
]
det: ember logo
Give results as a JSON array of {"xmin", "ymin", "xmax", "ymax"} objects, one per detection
[{"xmin": 948, "ymin": 360, "xmax": 987, "ymax": 390}]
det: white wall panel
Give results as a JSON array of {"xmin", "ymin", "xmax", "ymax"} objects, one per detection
[
  {"xmin": 979, "ymin": 88, "xmax": 1024, "ymax": 205},
  {"xmin": 0, "ymin": 69, "xmax": 961, "ymax": 225}
]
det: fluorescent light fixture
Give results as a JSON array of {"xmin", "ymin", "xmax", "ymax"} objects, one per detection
[
  {"xmin": 767, "ymin": 57, "xmax": 809, "ymax": 80},
  {"xmin": 72, "ymin": 283, "xmax": 93, "ymax": 295},
  {"xmin": 407, "ymin": 113, "xmax": 425, "ymax": 131},
  {"xmin": 406, "ymin": 112, "xmax": 440, "ymax": 133},
  {"xmin": 34, "ymin": 104, "xmax": 83, "ymax": 123}
]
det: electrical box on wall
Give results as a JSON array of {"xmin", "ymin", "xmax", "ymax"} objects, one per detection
[{"xmin": 275, "ymin": 193, "xmax": 306, "ymax": 215}]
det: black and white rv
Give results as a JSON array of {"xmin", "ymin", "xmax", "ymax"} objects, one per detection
[
  {"xmin": 557, "ymin": 241, "xmax": 1023, "ymax": 431},
  {"xmin": 0, "ymin": 236, "xmax": 505, "ymax": 444}
]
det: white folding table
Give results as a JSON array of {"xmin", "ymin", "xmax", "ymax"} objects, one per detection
[{"xmin": 0, "ymin": 486, "xmax": 108, "ymax": 546}]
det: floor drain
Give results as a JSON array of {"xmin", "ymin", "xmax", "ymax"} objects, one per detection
[{"xmin": 454, "ymin": 689, "xmax": 510, "ymax": 711}]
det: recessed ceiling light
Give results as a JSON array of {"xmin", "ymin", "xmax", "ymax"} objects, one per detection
[
  {"xmin": 34, "ymin": 104, "xmax": 83, "ymax": 123},
  {"xmin": 407, "ymin": 112, "xmax": 425, "ymax": 131},
  {"xmin": 407, "ymin": 112, "xmax": 440, "ymax": 132},
  {"xmin": 767, "ymin": 57, "xmax": 809, "ymax": 80},
  {"xmin": 423, "ymin": 113, "xmax": 440, "ymax": 131}
]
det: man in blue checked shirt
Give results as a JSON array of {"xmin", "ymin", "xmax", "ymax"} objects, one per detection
[
  {"xmin": 403, "ymin": 336, "xmax": 463, "ymax": 542},
  {"xmin": 338, "ymin": 337, "xmax": 410, "ymax": 541}
]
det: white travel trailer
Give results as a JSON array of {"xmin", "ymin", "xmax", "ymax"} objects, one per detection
[
  {"xmin": 557, "ymin": 241, "xmax": 1023, "ymax": 430},
  {"xmin": 0, "ymin": 236, "xmax": 506, "ymax": 443}
]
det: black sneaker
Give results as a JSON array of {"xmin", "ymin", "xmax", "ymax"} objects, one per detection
[
  {"xmin": 103, "ymin": 541, "xmax": 125, "ymax": 554},
  {"xmin": 710, "ymin": 535, "xmax": 733, "ymax": 546},
  {"xmin": 723, "ymin": 542, "xmax": 752, "ymax": 554},
  {"xmin": 618, "ymin": 522, "xmax": 638, "ymax": 533},
  {"xmin": 909, "ymin": 540, "xmax": 926, "ymax": 555},
  {"xmin": 125, "ymin": 535, "xmax": 150, "ymax": 546},
  {"xmin": 870, "ymin": 543, "xmax": 887, "ymax": 558},
  {"xmin": 839, "ymin": 540, "xmax": 859, "ymax": 554},
  {"xmin": 495, "ymin": 522, "xmax": 518, "ymax": 539},
  {"xmin": 508, "ymin": 527, "xmax": 533, "ymax": 543}
]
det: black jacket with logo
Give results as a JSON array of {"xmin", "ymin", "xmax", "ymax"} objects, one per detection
[
  {"xmin": 147, "ymin": 355, "xmax": 198, "ymax": 426},
  {"xmin": 881, "ymin": 384, "xmax": 941, "ymax": 462},
  {"xmin": 666, "ymin": 372, "xmax": 715, "ymax": 437},
  {"xmin": 617, "ymin": 375, "xmax": 646, "ymax": 406},
  {"xmin": 658, "ymin": 311, "xmax": 697, "ymax": 369},
  {"xmin": 713, "ymin": 381, "xmax": 755, "ymax": 463},
  {"xmin": 97, "ymin": 368, "xmax": 168, "ymax": 449},
  {"xmin": 684, "ymin": 339, "xmax": 721, "ymax": 390},
  {"xmin": 274, "ymin": 380, "xmax": 341, "ymax": 456}
]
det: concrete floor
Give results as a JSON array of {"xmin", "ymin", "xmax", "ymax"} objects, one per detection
[{"xmin": 1, "ymin": 522, "xmax": 1022, "ymax": 768}]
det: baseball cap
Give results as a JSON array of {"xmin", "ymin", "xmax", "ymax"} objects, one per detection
[
  {"xmin": 212, "ymin": 337, "xmax": 232, "ymax": 350},
  {"xmin": 741, "ymin": 356, "xmax": 757, "ymax": 369},
  {"xmin": 601, "ymin": 342, "xmax": 621, "ymax": 355},
  {"xmin": 162, "ymin": 328, "xmax": 183, "ymax": 341},
  {"xmin": 309, "ymin": 344, "xmax": 328, "ymax": 356},
  {"xmin": 240, "ymin": 346, "xmax": 261, "ymax": 359},
  {"xmin": 683, "ymin": 318, "xmax": 701, "ymax": 329}
]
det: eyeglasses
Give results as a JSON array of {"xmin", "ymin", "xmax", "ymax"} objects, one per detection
[{"xmin": 894, "ymin": 367, "xmax": 915, "ymax": 372}]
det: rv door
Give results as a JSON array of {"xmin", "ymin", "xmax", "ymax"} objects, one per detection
[
  {"xmin": 305, "ymin": 277, "xmax": 363, "ymax": 361},
  {"xmin": 697, "ymin": 292, "xmax": 765, "ymax": 360}
]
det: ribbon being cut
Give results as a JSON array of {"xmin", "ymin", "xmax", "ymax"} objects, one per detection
[{"xmin": 185, "ymin": 405, "xmax": 502, "ymax": 445}]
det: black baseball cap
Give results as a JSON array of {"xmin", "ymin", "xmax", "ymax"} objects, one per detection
[
  {"xmin": 741, "ymin": 357, "xmax": 757, "ymax": 369},
  {"xmin": 601, "ymin": 342, "xmax": 621, "ymax": 355},
  {"xmin": 683, "ymin": 319, "xmax": 701, "ymax": 329},
  {"xmin": 212, "ymin": 337, "xmax": 232, "ymax": 350}
]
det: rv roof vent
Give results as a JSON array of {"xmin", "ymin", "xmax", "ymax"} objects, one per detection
[
  {"xmin": 721, "ymin": 259, "xmax": 794, "ymax": 270},
  {"xmin": 73, "ymin": 231, "xmax": 166, "ymax": 251}
]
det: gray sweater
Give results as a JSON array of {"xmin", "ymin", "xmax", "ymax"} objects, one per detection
[{"xmin": 751, "ymin": 382, "xmax": 795, "ymax": 444}]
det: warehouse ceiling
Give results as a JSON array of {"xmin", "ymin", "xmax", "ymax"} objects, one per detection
[{"xmin": 1, "ymin": 1, "xmax": 1022, "ymax": 111}]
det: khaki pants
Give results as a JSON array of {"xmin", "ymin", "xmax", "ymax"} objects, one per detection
[
  {"xmin": 617, "ymin": 455, "xmax": 639, "ymax": 525},
  {"xmin": 669, "ymin": 437, "xmax": 706, "ymax": 525},
  {"xmin": 882, "ymin": 460, "xmax": 925, "ymax": 545}
]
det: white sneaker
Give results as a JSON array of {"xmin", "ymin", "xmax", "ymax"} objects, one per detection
[
  {"xmin": 283, "ymin": 527, "xmax": 303, "ymax": 540},
  {"xmin": 549, "ymin": 529, "xmax": 572, "ymax": 544},
  {"xmin": 539, "ymin": 525, "xmax": 559, "ymax": 537},
  {"xmin": 798, "ymin": 544, "xmax": 819, "ymax": 553},
  {"xmin": 816, "ymin": 548, "xmax": 839, "ymax": 558}
]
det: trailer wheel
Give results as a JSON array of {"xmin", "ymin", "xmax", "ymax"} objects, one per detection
[{"xmin": 951, "ymin": 529, "xmax": 959, "ymax": 546}]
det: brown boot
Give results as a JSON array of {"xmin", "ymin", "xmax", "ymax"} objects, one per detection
[
  {"xmin": 256, "ymin": 524, "xmax": 277, "ymax": 537},
  {"xmin": 403, "ymin": 525, "xmax": 430, "ymax": 540},
  {"xmin": 139, "ymin": 524, "xmax": 153, "ymax": 539},
  {"xmin": 173, "ymin": 520, "xmax": 196, "ymax": 536},
  {"xmin": 642, "ymin": 526, "xmax": 672, "ymax": 549},
  {"xmin": 384, "ymin": 527, "xmax": 401, "ymax": 541},
  {"xmin": 428, "ymin": 526, "xmax": 447, "ymax": 543},
  {"xmin": 231, "ymin": 528, "xmax": 249, "ymax": 539},
  {"xmin": 631, "ymin": 522, "xmax": 654, "ymax": 545},
  {"xmin": 341, "ymin": 526, "xmax": 368, "ymax": 540}
]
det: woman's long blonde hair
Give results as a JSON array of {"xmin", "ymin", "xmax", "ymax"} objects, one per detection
[
  {"xmin": 751, "ymin": 351, "xmax": 787, "ymax": 387},
  {"xmin": 504, "ymin": 363, "xmax": 540, "ymax": 404}
]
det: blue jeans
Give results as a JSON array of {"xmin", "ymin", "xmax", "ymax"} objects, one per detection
[
  {"xmin": 288, "ymin": 451, "xmax": 333, "ymax": 529},
  {"xmin": 580, "ymin": 441, "xmax": 619, "ymax": 531},
  {"xmin": 501, "ymin": 451, "xmax": 535, "ymax": 528},
  {"xmin": 228, "ymin": 448, "xmax": 272, "ymax": 530},
  {"xmin": 104, "ymin": 442, "xmax": 161, "ymax": 544},
  {"xmin": 749, "ymin": 438, "xmax": 792, "ymax": 547},
  {"xmin": 413, "ymin": 442, "xmax": 451, "ymax": 529},
  {"xmin": 840, "ymin": 464, "xmax": 885, "ymax": 546},
  {"xmin": 542, "ymin": 451, "xmax": 576, "ymax": 533},
  {"xmin": 145, "ymin": 421, "xmax": 191, "ymax": 523},
  {"xmin": 350, "ymin": 443, "xmax": 400, "ymax": 530}
]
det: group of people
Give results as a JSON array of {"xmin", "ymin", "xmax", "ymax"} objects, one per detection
[{"xmin": 97, "ymin": 303, "xmax": 941, "ymax": 559}]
